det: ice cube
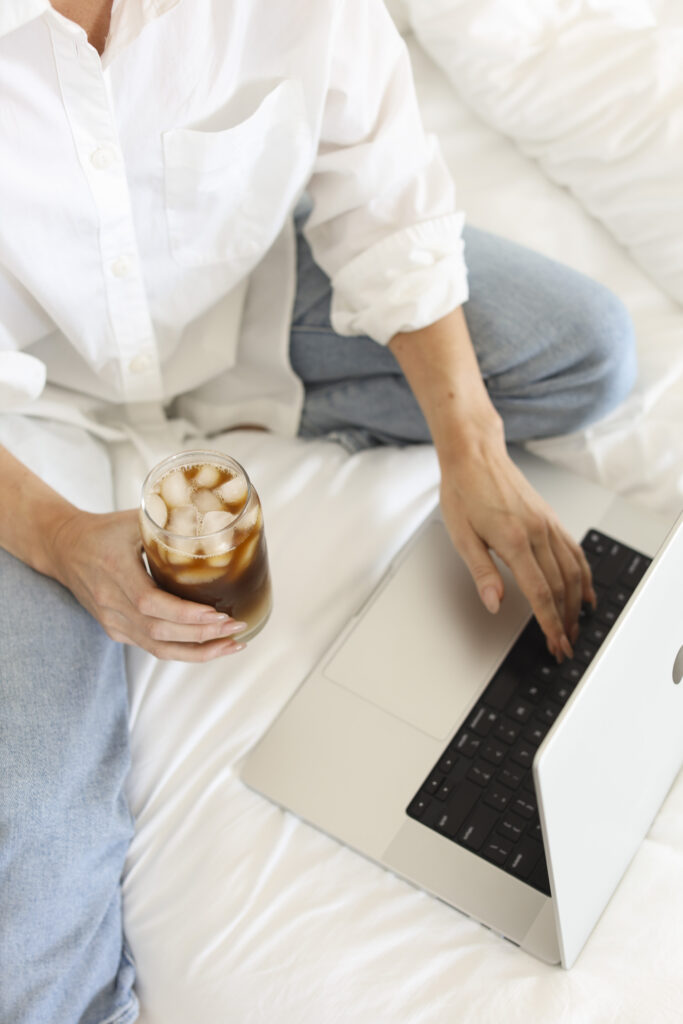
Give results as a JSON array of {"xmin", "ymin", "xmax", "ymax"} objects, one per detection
[
  {"xmin": 144, "ymin": 492, "xmax": 168, "ymax": 529},
  {"xmin": 206, "ymin": 551, "xmax": 233, "ymax": 568},
  {"xmin": 232, "ymin": 533, "xmax": 260, "ymax": 577},
  {"xmin": 194, "ymin": 463, "xmax": 222, "ymax": 488},
  {"xmin": 236, "ymin": 502, "xmax": 261, "ymax": 536},
  {"xmin": 138, "ymin": 510, "xmax": 155, "ymax": 549},
  {"xmin": 216, "ymin": 476, "xmax": 248, "ymax": 509},
  {"xmin": 162, "ymin": 544, "xmax": 196, "ymax": 565},
  {"xmin": 192, "ymin": 488, "xmax": 224, "ymax": 514},
  {"xmin": 199, "ymin": 510, "xmax": 232, "ymax": 536},
  {"xmin": 174, "ymin": 566, "xmax": 224, "ymax": 585},
  {"xmin": 160, "ymin": 468, "xmax": 192, "ymax": 508},
  {"xmin": 168, "ymin": 504, "xmax": 199, "ymax": 537}
]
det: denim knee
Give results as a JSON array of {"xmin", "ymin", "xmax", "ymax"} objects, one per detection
[{"xmin": 574, "ymin": 282, "xmax": 638, "ymax": 425}]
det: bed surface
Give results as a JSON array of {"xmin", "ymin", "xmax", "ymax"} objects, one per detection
[{"xmin": 122, "ymin": 29, "xmax": 683, "ymax": 1024}]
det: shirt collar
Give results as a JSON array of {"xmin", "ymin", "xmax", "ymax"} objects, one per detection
[{"xmin": 0, "ymin": 0, "xmax": 181, "ymax": 52}]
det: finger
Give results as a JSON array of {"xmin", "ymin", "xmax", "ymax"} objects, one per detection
[
  {"xmin": 449, "ymin": 519, "xmax": 504, "ymax": 614},
  {"xmin": 500, "ymin": 529, "xmax": 570, "ymax": 660},
  {"xmin": 142, "ymin": 614, "xmax": 247, "ymax": 646},
  {"xmin": 550, "ymin": 529, "xmax": 585, "ymax": 643},
  {"xmin": 528, "ymin": 524, "xmax": 567, "ymax": 642},
  {"xmin": 128, "ymin": 559, "xmax": 233, "ymax": 625},
  {"xmin": 108, "ymin": 614, "xmax": 247, "ymax": 661}
]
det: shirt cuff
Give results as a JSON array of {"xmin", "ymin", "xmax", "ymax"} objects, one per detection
[
  {"xmin": 0, "ymin": 352, "xmax": 47, "ymax": 412},
  {"xmin": 329, "ymin": 213, "xmax": 469, "ymax": 344}
]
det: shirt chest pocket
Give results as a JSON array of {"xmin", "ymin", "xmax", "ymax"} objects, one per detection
[{"xmin": 162, "ymin": 79, "xmax": 312, "ymax": 269}]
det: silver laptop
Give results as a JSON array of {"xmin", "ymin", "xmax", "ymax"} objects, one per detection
[{"xmin": 240, "ymin": 448, "xmax": 683, "ymax": 967}]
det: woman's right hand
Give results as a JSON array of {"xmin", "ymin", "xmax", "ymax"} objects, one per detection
[{"xmin": 50, "ymin": 507, "xmax": 247, "ymax": 661}]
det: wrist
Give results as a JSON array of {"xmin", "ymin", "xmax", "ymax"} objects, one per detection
[
  {"xmin": 431, "ymin": 390, "xmax": 505, "ymax": 468},
  {"xmin": 40, "ymin": 503, "xmax": 84, "ymax": 583}
]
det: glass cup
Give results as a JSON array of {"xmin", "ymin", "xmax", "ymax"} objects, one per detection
[{"xmin": 139, "ymin": 449, "xmax": 272, "ymax": 643}]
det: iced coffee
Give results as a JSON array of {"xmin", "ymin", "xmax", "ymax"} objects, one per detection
[{"xmin": 139, "ymin": 451, "xmax": 272, "ymax": 642}]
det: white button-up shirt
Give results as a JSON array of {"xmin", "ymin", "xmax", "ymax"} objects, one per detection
[{"xmin": 0, "ymin": 0, "xmax": 468, "ymax": 439}]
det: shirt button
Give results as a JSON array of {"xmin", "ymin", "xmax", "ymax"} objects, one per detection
[
  {"xmin": 128, "ymin": 353, "xmax": 153, "ymax": 374},
  {"xmin": 90, "ymin": 146, "xmax": 116, "ymax": 170},
  {"xmin": 111, "ymin": 256, "xmax": 132, "ymax": 278}
]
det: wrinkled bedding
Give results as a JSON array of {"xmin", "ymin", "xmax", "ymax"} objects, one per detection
[{"xmin": 112, "ymin": 15, "xmax": 683, "ymax": 1024}]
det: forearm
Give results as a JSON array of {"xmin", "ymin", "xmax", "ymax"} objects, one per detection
[
  {"xmin": 388, "ymin": 306, "xmax": 503, "ymax": 464},
  {"xmin": 389, "ymin": 308, "xmax": 593, "ymax": 660},
  {"xmin": 0, "ymin": 444, "xmax": 77, "ymax": 579}
]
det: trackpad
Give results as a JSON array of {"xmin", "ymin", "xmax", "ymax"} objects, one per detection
[{"xmin": 323, "ymin": 521, "xmax": 529, "ymax": 739}]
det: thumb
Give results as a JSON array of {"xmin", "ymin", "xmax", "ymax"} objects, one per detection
[{"xmin": 452, "ymin": 522, "xmax": 504, "ymax": 615}]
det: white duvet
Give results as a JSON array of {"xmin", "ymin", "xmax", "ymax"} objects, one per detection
[
  {"xmin": 406, "ymin": 0, "xmax": 683, "ymax": 307},
  {"xmin": 110, "ymin": 6, "xmax": 683, "ymax": 1022}
]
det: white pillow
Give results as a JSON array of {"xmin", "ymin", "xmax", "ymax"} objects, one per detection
[{"xmin": 406, "ymin": 0, "xmax": 683, "ymax": 307}]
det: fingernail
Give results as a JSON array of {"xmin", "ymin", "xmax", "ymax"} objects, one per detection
[
  {"xmin": 481, "ymin": 586, "xmax": 500, "ymax": 614},
  {"xmin": 204, "ymin": 611, "xmax": 229, "ymax": 621},
  {"xmin": 222, "ymin": 620, "xmax": 247, "ymax": 634},
  {"xmin": 560, "ymin": 635, "xmax": 574, "ymax": 660}
]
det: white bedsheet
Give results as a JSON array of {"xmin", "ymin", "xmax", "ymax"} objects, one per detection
[{"xmin": 121, "ymin": 31, "xmax": 683, "ymax": 1024}]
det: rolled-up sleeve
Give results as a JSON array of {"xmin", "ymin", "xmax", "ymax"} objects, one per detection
[
  {"xmin": 304, "ymin": 0, "xmax": 468, "ymax": 344},
  {"xmin": 0, "ymin": 350, "xmax": 46, "ymax": 413}
]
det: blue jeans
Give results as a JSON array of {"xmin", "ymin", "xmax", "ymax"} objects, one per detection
[
  {"xmin": 0, "ymin": 223, "xmax": 636, "ymax": 1024},
  {"xmin": 291, "ymin": 223, "xmax": 637, "ymax": 451}
]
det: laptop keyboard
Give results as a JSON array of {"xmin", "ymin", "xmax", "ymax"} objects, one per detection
[{"xmin": 406, "ymin": 530, "xmax": 651, "ymax": 896}]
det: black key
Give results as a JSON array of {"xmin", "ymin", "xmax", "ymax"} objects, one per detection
[
  {"xmin": 436, "ymin": 780, "xmax": 454, "ymax": 801},
  {"xmin": 455, "ymin": 730, "xmax": 482, "ymax": 758},
  {"xmin": 524, "ymin": 721, "xmax": 548, "ymax": 747},
  {"xmin": 483, "ymin": 784, "xmax": 512, "ymax": 812},
  {"xmin": 529, "ymin": 858, "xmax": 551, "ymax": 896},
  {"xmin": 407, "ymin": 794, "xmax": 433, "ymax": 820},
  {"xmin": 593, "ymin": 541, "xmax": 630, "ymax": 586},
  {"xmin": 537, "ymin": 700, "xmax": 561, "ymax": 725},
  {"xmin": 574, "ymin": 641, "xmax": 597, "ymax": 666},
  {"xmin": 507, "ymin": 837, "xmax": 543, "ymax": 880},
  {"xmin": 620, "ymin": 553, "xmax": 649, "ymax": 587},
  {"xmin": 425, "ymin": 772, "xmax": 444, "ymax": 794},
  {"xmin": 551, "ymin": 680, "xmax": 573, "ymax": 704},
  {"xmin": 424, "ymin": 803, "xmax": 458, "ymax": 835},
  {"xmin": 527, "ymin": 818, "xmax": 543, "ymax": 842},
  {"xmin": 507, "ymin": 698, "xmax": 534, "ymax": 724},
  {"xmin": 494, "ymin": 717, "xmax": 521, "ymax": 745},
  {"xmin": 583, "ymin": 530, "xmax": 607, "ymax": 554},
  {"xmin": 458, "ymin": 803, "xmax": 499, "ymax": 852},
  {"xmin": 560, "ymin": 662, "xmax": 583, "ymax": 686},
  {"xmin": 468, "ymin": 706, "xmax": 499, "ymax": 737},
  {"xmin": 509, "ymin": 739, "xmax": 535, "ymax": 769},
  {"xmin": 584, "ymin": 623, "xmax": 608, "ymax": 647},
  {"xmin": 611, "ymin": 586, "xmax": 631, "ymax": 608},
  {"xmin": 440, "ymin": 780, "xmax": 482, "ymax": 837},
  {"xmin": 467, "ymin": 760, "xmax": 495, "ymax": 787},
  {"xmin": 534, "ymin": 662, "xmax": 557, "ymax": 685},
  {"xmin": 519, "ymin": 680, "xmax": 543, "ymax": 703},
  {"xmin": 482, "ymin": 835, "xmax": 514, "ymax": 866},
  {"xmin": 596, "ymin": 603, "xmax": 620, "ymax": 628},
  {"xmin": 498, "ymin": 763, "xmax": 524, "ymax": 790},
  {"xmin": 438, "ymin": 751, "xmax": 458, "ymax": 774},
  {"xmin": 480, "ymin": 738, "xmax": 508, "ymax": 766},
  {"xmin": 486, "ymin": 668, "xmax": 519, "ymax": 711},
  {"xmin": 511, "ymin": 794, "xmax": 536, "ymax": 819},
  {"xmin": 497, "ymin": 813, "xmax": 525, "ymax": 843}
]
